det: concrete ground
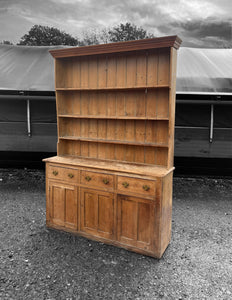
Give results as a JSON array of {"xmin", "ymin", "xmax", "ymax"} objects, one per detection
[{"xmin": 0, "ymin": 168, "xmax": 232, "ymax": 300}]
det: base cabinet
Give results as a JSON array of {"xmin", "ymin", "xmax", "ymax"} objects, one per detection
[
  {"xmin": 80, "ymin": 188, "xmax": 115, "ymax": 240},
  {"xmin": 48, "ymin": 181, "xmax": 78, "ymax": 230},
  {"xmin": 45, "ymin": 160, "xmax": 173, "ymax": 258}
]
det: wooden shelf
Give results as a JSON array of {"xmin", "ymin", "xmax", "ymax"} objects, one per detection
[
  {"xmin": 59, "ymin": 136, "xmax": 168, "ymax": 147},
  {"xmin": 56, "ymin": 85, "xmax": 170, "ymax": 91},
  {"xmin": 58, "ymin": 114, "xmax": 169, "ymax": 121}
]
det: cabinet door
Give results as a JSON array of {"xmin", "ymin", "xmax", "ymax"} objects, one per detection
[
  {"xmin": 80, "ymin": 188, "xmax": 115, "ymax": 240},
  {"xmin": 48, "ymin": 181, "xmax": 78, "ymax": 230},
  {"xmin": 117, "ymin": 195, "xmax": 154, "ymax": 251}
]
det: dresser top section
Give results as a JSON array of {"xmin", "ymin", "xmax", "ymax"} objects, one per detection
[
  {"xmin": 49, "ymin": 35, "xmax": 182, "ymax": 59},
  {"xmin": 43, "ymin": 156, "xmax": 174, "ymax": 177}
]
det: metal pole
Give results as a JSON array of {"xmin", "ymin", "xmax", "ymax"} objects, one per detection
[
  {"xmin": 176, "ymin": 100, "xmax": 232, "ymax": 105},
  {"xmin": 27, "ymin": 99, "xmax": 31, "ymax": 137},
  {"xmin": 0, "ymin": 95, "xmax": 55, "ymax": 101},
  {"xmin": 209, "ymin": 104, "xmax": 214, "ymax": 143}
]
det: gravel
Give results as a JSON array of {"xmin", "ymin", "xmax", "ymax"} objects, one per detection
[{"xmin": 0, "ymin": 168, "xmax": 232, "ymax": 300}]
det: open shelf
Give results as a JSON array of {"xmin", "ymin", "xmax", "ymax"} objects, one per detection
[
  {"xmin": 58, "ymin": 114, "xmax": 169, "ymax": 120},
  {"xmin": 56, "ymin": 88, "xmax": 170, "ymax": 120},
  {"xmin": 56, "ymin": 85, "xmax": 170, "ymax": 91},
  {"xmin": 59, "ymin": 136, "xmax": 169, "ymax": 147}
]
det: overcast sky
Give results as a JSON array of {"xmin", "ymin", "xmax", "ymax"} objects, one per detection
[{"xmin": 1, "ymin": 0, "xmax": 232, "ymax": 47}]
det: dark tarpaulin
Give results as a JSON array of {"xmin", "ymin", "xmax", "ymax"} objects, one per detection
[{"xmin": 175, "ymin": 104, "xmax": 232, "ymax": 128}]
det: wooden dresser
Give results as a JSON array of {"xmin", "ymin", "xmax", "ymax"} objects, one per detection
[{"xmin": 44, "ymin": 36, "xmax": 181, "ymax": 258}]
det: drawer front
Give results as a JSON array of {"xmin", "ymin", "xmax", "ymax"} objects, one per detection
[
  {"xmin": 81, "ymin": 170, "xmax": 114, "ymax": 190},
  {"xmin": 47, "ymin": 165, "xmax": 79, "ymax": 183},
  {"xmin": 117, "ymin": 176, "xmax": 155, "ymax": 197}
]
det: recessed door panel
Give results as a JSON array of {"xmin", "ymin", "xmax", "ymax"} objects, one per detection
[{"xmin": 81, "ymin": 188, "xmax": 114, "ymax": 240}]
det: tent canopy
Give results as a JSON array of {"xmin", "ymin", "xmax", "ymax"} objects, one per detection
[
  {"xmin": 1, "ymin": 44, "xmax": 232, "ymax": 94},
  {"xmin": 176, "ymin": 47, "xmax": 232, "ymax": 95},
  {"xmin": 0, "ymin": 44, "xmax": 62, "ymax": 91}
]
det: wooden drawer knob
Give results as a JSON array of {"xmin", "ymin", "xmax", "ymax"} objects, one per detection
[
  {"xmin": 143, "ymin": 185, "xmax": 150, "ymax": 191},
  {"xmin": 103, "ymin": 178, "xmax": 109, "ymax": 185},
  {"xmin": 53, "ymin": 170, "xmax": 58, "ymax": 176},
  {"xmin": 122, "ymin": 182, "xmax": 129, "ymax": 188},
  {"xmin": 85, "ymin": 175, "xmax": 91, "ymax": 182},
  {"xmin": 68, "ymin": 173, "xmax": 74, "ymax": 178}
]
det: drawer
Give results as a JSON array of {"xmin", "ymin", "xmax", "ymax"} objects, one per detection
[
  {"xmin": 117, "ymin": 176, "xmax": 155, "ymax": 197},
  {"xmin": 81, "ymin": 170, "xmax": 114, "ymax": 190},
  {"xmin": 47, "ymin": 165, "xmax": 79, "ymax": 183}
]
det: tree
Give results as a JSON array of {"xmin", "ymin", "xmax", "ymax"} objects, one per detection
[
  {"xmin": 78, "ymin": 28, "xmax": 111, "ymax": 46},
  {"xmin": 0, "ymin": 40, "xmax": 13, "ymax": 45},
  {"xmin": 108, "ymin": 22, "xmax": 154, "ymax": 42},
  {"xmin": 78, "ymin": 23, "xmax": 154, "ymax": 46},
  {"xmin": 78, "ymin": 30, "xmax": 100, "ymax": 46},
  {"xmin": 18, "ymin": 25, "xmax": 78, "ymax": 46}
]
